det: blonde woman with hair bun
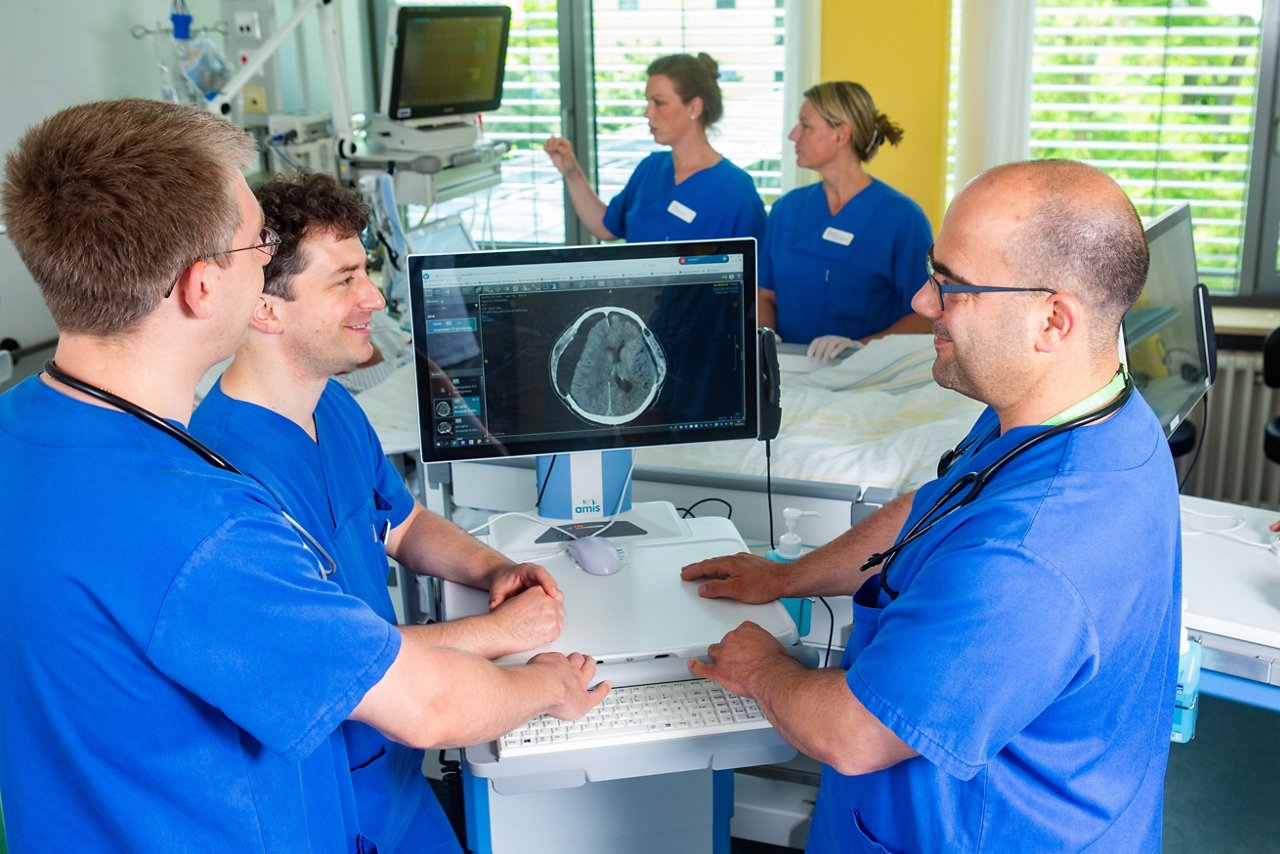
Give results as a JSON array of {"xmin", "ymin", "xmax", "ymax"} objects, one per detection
[{"xmin": 761, "ymin": 81, "xmax": 933, "ymax": 362}]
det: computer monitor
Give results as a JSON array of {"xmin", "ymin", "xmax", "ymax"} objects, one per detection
[
  {"xmin": 407, "ymin": 239, "xmax": 760, "ymax": 472},
  {"xmin": 1124, "ymin": 204, "xmax": 1214, "ymax": 437},
  {"xmin": 381, "ymin": 5, "xmax": 511, "ymax": 122}
]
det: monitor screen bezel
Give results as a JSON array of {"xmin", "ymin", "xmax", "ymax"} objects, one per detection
[
  {"xmin": 407, "ymin": 238, "xmax": 761, "ymax": 464},
  {"xmin": 1124, "ymin": 203, "xmax": 1212, "ymax": 438},
  {"xmin": 384, "ymin": 5, "xmax": 512, "ymax": 122}
]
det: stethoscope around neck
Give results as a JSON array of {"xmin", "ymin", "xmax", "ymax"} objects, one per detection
[
  {"xmin": 43, "ymin": 360, "xmax": 338, "ymax": 580},
  {"xmin": 861, "ymin": 375, "xmax": 1136, "ymax": 600}
]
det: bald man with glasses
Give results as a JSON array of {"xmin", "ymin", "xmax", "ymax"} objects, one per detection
[{"xmin": 682, "ymin": 159, "xmax": 1179, "ymax": 854}]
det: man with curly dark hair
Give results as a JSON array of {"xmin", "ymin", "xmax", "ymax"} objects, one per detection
[{"xmin": 191, "ymin": 172, "xmax": 578, "ymax": 853}]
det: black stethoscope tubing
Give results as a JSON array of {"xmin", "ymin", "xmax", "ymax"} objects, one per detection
[
  {"xmin": 862, "ymin": 377, "xmax": 1136, "ymax": 600},
  {"xmin": 44, "ymin": 360, "xmax": 338, "ymax": 580}
]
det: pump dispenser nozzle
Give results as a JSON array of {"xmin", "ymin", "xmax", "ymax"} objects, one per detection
[{"xmin": 777, "ymin": 507, "xmax": 820, "ymax": 559}]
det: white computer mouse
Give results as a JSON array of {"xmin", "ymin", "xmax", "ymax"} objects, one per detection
[{"xmin": 564, "ymin": 536, "xmax": 622, "ymax": 576}]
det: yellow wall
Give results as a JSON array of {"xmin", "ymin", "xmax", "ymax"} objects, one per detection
[{"xmin": 821, "ymin": 1, "xmax": 951, "ymax": 231}]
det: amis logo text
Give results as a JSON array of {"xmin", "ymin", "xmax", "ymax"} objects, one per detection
[{"xmin": 574, "ymin": 499, "xmax": 603, "ymax": 515}]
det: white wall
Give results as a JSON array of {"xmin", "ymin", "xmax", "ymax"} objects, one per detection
[
  {"xmin": 0, "ymin": 0, "xmax": 373, "ymax": 352},
  {"xmin": 0, "ymin": 0, "xmax": 219, "ymax": 350}
]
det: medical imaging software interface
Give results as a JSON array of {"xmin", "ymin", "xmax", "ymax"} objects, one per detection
[{"xmin": 417, "ymin": 252, "xmax": 750, "ymax": 457}]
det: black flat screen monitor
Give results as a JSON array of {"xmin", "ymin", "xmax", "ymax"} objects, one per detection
[
  {"xmin": 407, "ymin": 239, "xmax": 760, "ymax": 463},
  {"xmin": 1124, "ymin": 204, "xmax": 1213, "ymax": 437},
  {"xmin": 384, "ymin": 5, "xmax": 511, "ymax": 121}
]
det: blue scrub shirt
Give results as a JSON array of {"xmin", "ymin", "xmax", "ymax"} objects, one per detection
[
  {"xmin": 192, "ymin": 381, "xmax": 463, "ymax": 854},
  {"xmin": 603, "ymin": 150, "xmax": 766, "ymax": 244},
  {"xmin": 807, "ymin": 394, "xmax": 1180, "ymax": 852},
  {"xmin": 0, "ymin": 377, "xmax": 400, "ymax": 853},
  {"xmin": 761, "ymin": 179, "xmax": 932, "ymax": 344},
  {"xmin": 192, "ymin": 380, "xmax": 463, "ymax": 854}
]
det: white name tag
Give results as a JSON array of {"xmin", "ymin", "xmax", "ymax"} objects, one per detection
[
  {"xmin": 667, "ymin": 200, "xmax": 698, "ymax": 223},
  {"xmin": 822, "ymin": 227, "xmax": 854, "ymax": 246}
]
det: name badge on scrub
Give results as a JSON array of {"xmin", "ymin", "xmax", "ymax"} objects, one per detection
[
  {"xmin": 667, "ymin": 200, "xmax": 698, "ymax": 223},
  {"xmin": 822, "ymin": 226, "xmax": 854, "ymax": 246}
]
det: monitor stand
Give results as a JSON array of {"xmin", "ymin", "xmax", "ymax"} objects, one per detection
[
  {"xmin": 486, "ymin": 500, "xmax": 690, "ymax": 556},
  {"xmin": 533, "ymin": 519, "xmax": 647, "ymax": 544},
  {"xmin": 535, "ymin": 449, "xmax": 634, "ymax": 524}
]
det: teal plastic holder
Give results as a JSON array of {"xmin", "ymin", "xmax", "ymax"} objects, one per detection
[
  {"xmin": 763, "ymin": 540, "xmax": 813, "ymax": 636},
  {"xmin": 1171, "ymin": 638, "xmax": 1201, "ymax": 744},
  {"xmin": 781, "ymin": 596, "xmax": 812, "ymax": 636}
]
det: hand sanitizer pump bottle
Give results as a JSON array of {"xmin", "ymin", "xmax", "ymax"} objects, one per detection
[{"xmin": 766, "ymin": 508, "xmax": 818, "ymax": 635}]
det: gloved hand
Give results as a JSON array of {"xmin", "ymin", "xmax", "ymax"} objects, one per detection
[{"xmin": 807, "ymin": 334, "xmax": 858, "ymax": 364}]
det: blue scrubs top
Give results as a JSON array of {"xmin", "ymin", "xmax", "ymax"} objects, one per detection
[
  {"xmin": 0, "ymin": 377, "xmax": 400, "ymax": 853},
  {"xmin": 761, "ymin": 179, "xmax": 932, "ymax": 344},
  {"xmin": 192, "ymin": 380, "xmax": 462, "ymax": 854},
  {"xmin": 603, "ymin": 150, "xmax": 766, "ymax": 244},
  {"xmin": 808, "ymin": 393, "xmax": 1180, "ymax": 853}
]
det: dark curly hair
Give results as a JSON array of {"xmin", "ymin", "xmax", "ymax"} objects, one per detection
[{"xmin": 254, "ymin": 172, "xmax": 369, "ymax": 299}]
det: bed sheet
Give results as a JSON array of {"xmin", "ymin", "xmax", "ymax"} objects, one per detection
[{"xmin": 635, "ymin": 335, "xmax": 985, "ymax": 494}]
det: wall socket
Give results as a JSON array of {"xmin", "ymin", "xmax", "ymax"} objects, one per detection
[{"xmin": 234, "ymin": 11, "xmax": 261, "ymax": 39}]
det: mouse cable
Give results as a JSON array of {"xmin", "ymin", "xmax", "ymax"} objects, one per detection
[
  {"xmin": 1179, "ymin": 504, "xmax": 1245, "ymax": 532},
  {"xmin": 466, "ymin": 509, "xmax": 577, "ymax": 540},
  {"xmin": 591, "ymin": 456, "xmax": 636, "ymax": 539}
]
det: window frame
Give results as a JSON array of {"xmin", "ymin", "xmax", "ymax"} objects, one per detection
[{"xmin": 1240, "ymin": 0, "xmax": 1280, "ymax": 301}]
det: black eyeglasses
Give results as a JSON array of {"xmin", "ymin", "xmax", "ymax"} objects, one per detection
[
  {"xmin": 925, "ymin": 254, "xmax": 1056, "ymax": 313},
  {"xmin": 164, "ymin": 226, "xmax": 282, "ymax": 298}
]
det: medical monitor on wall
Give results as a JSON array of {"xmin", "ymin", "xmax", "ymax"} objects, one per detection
[
  {"xmin": 1123, "ymin": 204, "xmax": 1213, "ymax": 437},
  {"xmin": 382, "ymin": 5, "xmax": 511, "ymax": 122},
  {"xmin": 407, "ymin": 239, "xmax": 760, "ymax": 464}
]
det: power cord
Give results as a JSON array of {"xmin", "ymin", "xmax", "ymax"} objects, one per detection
[
  {"xmin": 816, "ymin": 596, "xmax": 835, "ymax": 668},
  {"xmin": 437, "ymin": 750, "xmax": 466, "ymax": 847},
  {"xmin": 678, "ymin": 497, "xmax": 733, "ymax": 519},
  {"xmin": 1178, "ymin": 390, "xmax": 1209, "ymax": 492},
  {"xmin": 765, "ymin": 438, "xmax": 775, "ymax": 549}
]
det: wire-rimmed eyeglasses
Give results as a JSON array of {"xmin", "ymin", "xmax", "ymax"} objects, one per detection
[
  {"xmin": 164, "ymin": 226, "xmax": 282, "ymax": 298},
  {"xmin": 925, "ymin": 253, "xmax": 1056, "ymax": 313}
]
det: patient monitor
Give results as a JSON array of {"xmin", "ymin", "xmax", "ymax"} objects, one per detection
[
  {"xmin": 372, "ymin": 4, "xmax": 511, "ymax": 152},
  {"xmin": 407, "ymin": 239, "xmax": 763, "ymax": 527}
]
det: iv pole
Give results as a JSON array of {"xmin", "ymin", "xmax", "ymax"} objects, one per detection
[{"xmin": 207, "ymin": 0, "xmax": 358, "ymax": 160}]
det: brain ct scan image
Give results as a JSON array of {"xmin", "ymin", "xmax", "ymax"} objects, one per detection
[{"xmin": 550, "ymin": 307, "xmax": 668, "ymax": 425}]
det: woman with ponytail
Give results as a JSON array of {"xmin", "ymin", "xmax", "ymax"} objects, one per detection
[
  {"xmin": 544, "ymin": 52, "xmax": 765, "ymax": 244},
  {"xmin": 761, "ymin": 82, "xmax": 933, "ymax": 361}
]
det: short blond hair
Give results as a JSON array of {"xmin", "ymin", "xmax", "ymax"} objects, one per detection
[{"xmin": 3, "ymin": 98, "xmax": 256, "ymax": 336}]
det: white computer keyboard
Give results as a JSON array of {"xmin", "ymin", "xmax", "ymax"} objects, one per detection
[{"xmin": 497, "ymin": 678, "xmax": 771, "ymax": 758}]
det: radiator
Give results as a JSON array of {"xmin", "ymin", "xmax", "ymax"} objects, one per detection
[{"xmin": 1179, "ymin": 349, "xmax": 1280, "ymax": 510}]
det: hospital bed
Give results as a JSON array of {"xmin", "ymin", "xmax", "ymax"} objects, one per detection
[
  {"xmin": 627, "ymin": 334, "xmax": 984, "ymax": 546},
  {"xmin": 358, "ymin": 333, "xmax": 984, "ymax": 552}
]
